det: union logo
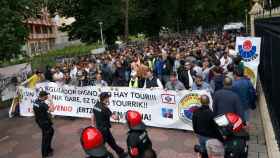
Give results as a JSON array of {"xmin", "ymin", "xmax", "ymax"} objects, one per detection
[
  {"xmin": 238, "ymin": 39, "xmax": 258, "ymax": 62},
  {"xmin": 178, "ymin": 93, "xmax": 201, "ymax": 123}
]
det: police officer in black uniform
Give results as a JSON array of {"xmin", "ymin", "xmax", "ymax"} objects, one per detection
[
  {"xmin": 91, "ymin": 92, "xmax": 127, "ymax": 158},
  {"xmin": 81, "ymin": 126, "xmax": 114, "ymax": 158},
  {"xmin": 126, "ymin": 110, "xmax": 154, "ymax": 158},
  {"xmin": 33, "ymin": 91, "xmax": 54, "ymax": 158}
]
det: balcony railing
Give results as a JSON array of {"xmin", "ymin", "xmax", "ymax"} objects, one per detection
[{"xmin": 28, "ymin": 33, "xmax": 56, "ymax": 39}]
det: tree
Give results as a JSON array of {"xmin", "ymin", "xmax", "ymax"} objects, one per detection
[
  {"xmin": 48, "ymin": 0, "xmax": 124, "ymax": 45},
  {"xmin": 48, "ymin": 0, "xmax": 250, "ymax": 44},
  {"xmin": 0, "ymin": 0, "xmax": 43, "ymax": 61}
]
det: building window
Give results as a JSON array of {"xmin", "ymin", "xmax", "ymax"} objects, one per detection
[
  {"xmin": 30, "ymin": 43, "xmax": 37, "ymax": 54},
  {"xmin": 49, "ymin": 27, "xmax": 53, "ymax": 34},
  {"xmin": 42, "ymin": 26, "xmax": 48, "ymax": 34},
  {"xmin": 29, "ymin": 25, "xmax": 34, "ymax": 34},
  {"xmin": 35, "ymin": 26, "xmax": 42, "ymax": 34}
]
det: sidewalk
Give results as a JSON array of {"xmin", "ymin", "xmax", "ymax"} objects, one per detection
[{"xmin": 248, "ymin": 106, "xmax": 268, "ymax": 158}]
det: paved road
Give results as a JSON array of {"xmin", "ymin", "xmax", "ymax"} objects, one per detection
[
  {"xmin": 0, "ymin": 106, "xmax": 268, "ymax": 158},
  {"xmin": 0, "ymin": 116, "xmax": 198, "ymax": 158}
]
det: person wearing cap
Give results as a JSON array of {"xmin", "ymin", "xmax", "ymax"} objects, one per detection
[
  {"xmin": 126, "ymin": 110, "xmax": 153, "ymax": 158},
  {"xmin": 192, "ymin": 95, "xmax": 223, "ymax": 152},
  {"xmin": 91, "ymin": 92, "xmax": 127, "ymax": 158},
  {"xmin": 33, "ymin": 91, "xmax": 54, "ymax": 158},
  {"xmin": 81, "ymin": 127, "xmax": 114, "ymax": 158}
]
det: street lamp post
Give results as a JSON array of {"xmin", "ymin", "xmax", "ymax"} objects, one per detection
[
  {"xmin": 245, "ymin": 9, "xmax": 248, "ymax": 33},
  {"xmin": 99, "ymin": 22, "xmax": 104, "ymax": 46}
]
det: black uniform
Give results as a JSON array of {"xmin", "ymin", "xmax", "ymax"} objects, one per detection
[
  {"xmin": 127, "ymin": 129, "xmax": 152, "ymax": 158},
  {"xmin": 93, "ymin": 101, "xmax": 125, "ymax": 157},
  {"xmin": 33, "ymin": 99, "xmax": 54, "ymax": 157}
]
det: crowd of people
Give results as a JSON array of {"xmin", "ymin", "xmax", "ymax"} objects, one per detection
[
  {"xmin": 25, "ymin": 32, "xmax": 244, "ymax": 92},
  {"xmin": 24, "ymin": 31, "xmax": 257, "ymax": 158}
]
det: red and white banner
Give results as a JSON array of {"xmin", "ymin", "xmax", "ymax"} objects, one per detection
[{"xmin": 18, "ymin": 82, "xmax": 212, "ymax": 131}]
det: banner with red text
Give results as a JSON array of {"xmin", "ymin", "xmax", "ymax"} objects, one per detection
[{"xmin": 18, "ymin": 82, "xmax": 212, "ymax": 131}]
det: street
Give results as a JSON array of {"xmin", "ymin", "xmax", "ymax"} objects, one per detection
[{"xmin": 0, "ymin": 116, "xmax": 198, "ymax": 158}]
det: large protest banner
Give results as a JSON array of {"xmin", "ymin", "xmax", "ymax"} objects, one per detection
[
  {"xmin": 18, "ymin": 82, "xmax": 212, "ymax": 131},
  {"xmin": 235, "ymin": 37, "xmax": 261, "ymax": 87}
]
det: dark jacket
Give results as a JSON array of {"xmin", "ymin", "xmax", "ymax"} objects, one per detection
[
  {"xmin": 127, "ymin": 129, "xmax": 152, "ymax": 158},
  {"xmin": 213, "ymin": 88, "xmax": 244, "ymax": 120},
  {"xmin": 113, "ymin": 67, "xmax": 127, "ymax": 86},
  {"xmin": 162, "ymin": 57, "xmax": 174, "ymax": 76},
  {"xmin": 145, "ymin": 77, "xmax": 160, "ymax": 88},
  {"xmin": 93, "ymin": 102, "xmax": 112, "ymax": 130},
  {"xmin": 192, "ymin": 106, "xmax": 223, "ymax": 141},
  {"xmin": 33, "ymin": 99, "xmax": 52, "ymax": 127},
  {"xmin": 178, "ymin": 69, "xmax": 195, "ymax": 89}
]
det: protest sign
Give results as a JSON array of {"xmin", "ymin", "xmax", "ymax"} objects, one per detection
[
  {"xmin": 235, "ymin": 37, "xmax": 261, "ymax": 87},
  {"xmin": 18, "ymin": 82, "xmax": 212, "ymax": 131}
]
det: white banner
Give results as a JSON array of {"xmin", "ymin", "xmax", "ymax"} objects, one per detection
[
  {"xmin": 18, "ymin": 82, "xmax": 213, "ymax": 131},
  {"xmin": 235, "ymin": 37, "xmax": 261, "ymax": 87}
]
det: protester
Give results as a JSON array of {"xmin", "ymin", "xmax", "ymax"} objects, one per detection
[
  {"xmin": 129, "ymin": 71, "xmax": 140, "ymax": 88},
  {"xmin": 220, "ymin": 52, "xmax": 232, "ymax": 72},
  {"xmin": 178, "ymin": 61, "xmax": 195, "ymax": 90},
  {"xmin": 21, "ymin": 70, "xmax": 44, "ymax": 89},
  {"xmin": 165, "ymin": 72, "xmax": 185, "ymax": 90},
  {"xmin": 44, "ymin": 65, "xmax": 53, "ymax": 82},
  {"xmin": 192, "ymin": 74, "xmax": 213, "ymax": 94},
  {"xmin": 212, "ymin": 77, "xmax": 244, "ymax": 120},
  {"xmin": 192, "ymin": 95, "xmax": 223, "ymax": 150},
  {"xmin": 210, "ymin": 66, "xmax": 224, "ymax": 92},
  {"xmin": 112, "ymin": 61, "xmax": 127, "ymax": 86},
  {"xmin": 53, "ymin": 67, "xmax": 64, "ymax": 85},
  {"xmin": 143, "ymin": 70, "xmax": 163, "ymax": 89},
  {"xmin": 93, "ymin": 73, "xmax": 108, "ymax": 87},
  {"xmin": 232, "ymin": 68, "xmax": 256, "ymax": 123},
  {"xmin": 76, "ymin": 65, "xmax": 88, "ymax": 87}
]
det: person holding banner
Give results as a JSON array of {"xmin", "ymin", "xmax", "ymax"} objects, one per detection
[
  {"xmin": 91, "ymin": 92, "xmax": 128, "ymax": 158},
  {"xmin": 143, "ymin": 70, "xmax": 163, "ymax": 89},
  {"xmin": 33, "ymin": 91, "xmax": 54, "ymax": 158},
  {"xmin": 21, "ymin": 70, "xmax": 44, "ymax": 89}
]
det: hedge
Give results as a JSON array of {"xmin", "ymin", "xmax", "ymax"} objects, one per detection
[{"xmin": 0, "ymin": 43, "xmax": 101, "ymax": 70}]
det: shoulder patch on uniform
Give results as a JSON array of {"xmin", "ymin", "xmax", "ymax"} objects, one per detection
[
  {"xmin": 33, "ymin": 103, "xmax": 40, "ymax": 108},
  {"xmin": 93, "ymin": 106, "xmax": 102, "ymax": 112}
]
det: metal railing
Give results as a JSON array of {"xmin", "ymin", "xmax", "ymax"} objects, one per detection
[{"xmin": 256, "ymin": 6, "xmax": 280, "ymax": 19}]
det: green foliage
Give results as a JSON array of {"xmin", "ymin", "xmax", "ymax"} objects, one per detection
[
  {"xmin": 0, "ymin": 44, "xmax": 101, "ymax": 69},
  {"xmin": 0, "ymin": 0, "xmax": 44, "ymax": 61},
  {"xmin": 31, "ymin": 44, "xmax": 100, "ymax": 69}
]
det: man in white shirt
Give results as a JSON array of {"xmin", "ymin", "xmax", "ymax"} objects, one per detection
[{"xmin": 220, "ymin": 52, "xmax": 232, "ymax": 72}]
